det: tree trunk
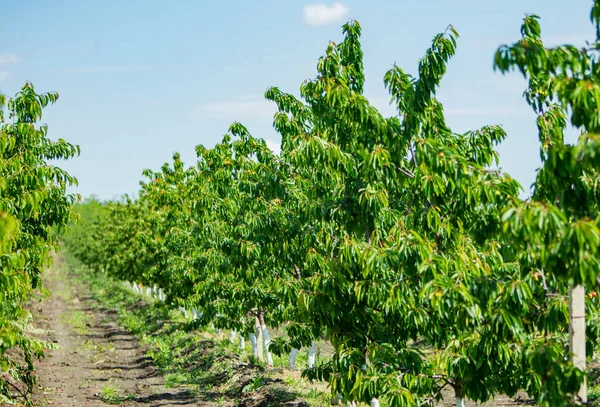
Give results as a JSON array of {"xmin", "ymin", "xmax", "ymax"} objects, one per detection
[
  {"xmin": 289, "ymin": 348, "xmax": 299, "ymax": 370},
  {"xmin": 569, "ymin": 284, "xmax": 587, "ymax": 404},
  {"xmin": 307, "ymin": 342, "xmax": 316, "ymax": 369},
  {"xmin": 258, "ymin": 310, "xmax": 273, "ymax": 367},
  {"xmin": 254, "ymin": 316, "xmax": 264, "ymax": 361},
  {"xmin": 250, "ymin": 333, "xmax": 258, "ymax": 356},
  {"xmin": 261, "ymin": 325, "xmax": 274, "ymax": 367},
  {"xmin": 454, "ymin": 385, "xmax": 466, "ymax": 407}
]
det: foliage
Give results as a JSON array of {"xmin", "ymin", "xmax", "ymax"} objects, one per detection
[
  {"xmin": 0, "ymin": 83, "xmax": 79, "ymax": 405},
  {"xmin": 65, "ymin": 3, "xmax": 600, "ymax": 406},
  {"xmin": 495, "ymin": 4, "xmax": 600, "ymax": 405},
  {"xmin": 62, "ymin": 252, "xmax": 323, "ymax": 405}
]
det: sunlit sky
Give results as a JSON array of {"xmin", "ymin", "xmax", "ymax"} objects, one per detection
[{"xmin": 1, "ymin": 1, "xmax": 594, "ymax": 200}]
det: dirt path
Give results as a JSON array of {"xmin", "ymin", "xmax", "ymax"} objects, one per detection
[
  {"xmin": 29, "ymin": 254, "xmax": 206, "ymax": 407},
  {"xmin": 24, "ymin": 254, "xmax": 536, "ymax": 407}
]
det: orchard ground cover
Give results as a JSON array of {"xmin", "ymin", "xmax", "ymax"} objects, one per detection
[
  {"xmin": 26, "ymin": 249, "xmax": 332, "ymax": 407},
  {"xmin": 1, "ymin": 1, "xmax": 599, "ymax": 406},
  {"xmin": 24, "ymin": 247, "xmax": 548, "ymax": 407},
  {"xmin": 61, "ymin": 4, "xmax": 600, "ymax": 405}
]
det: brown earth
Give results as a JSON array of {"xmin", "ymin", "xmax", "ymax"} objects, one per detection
[
  {"xmin": 26, "ymin": 254, "xmax": 208, "ymax": 407},
  {"xmin": 21, "ymin": 253, "xmax": 537, "ymax": 407},
  {"xmin": 438, "ymin": 391, "xmax": 533, "ymax": 407}
]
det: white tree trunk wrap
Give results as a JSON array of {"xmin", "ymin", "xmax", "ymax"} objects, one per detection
[
  {"xmin": 255, "ymin": 319, "xmax": 264, "ymax": 361},
  {"xmin": 261, "ymin": 325, "xmax": 274, "ymax": 367},
  {"xmin": 229, "ymin": 330, "xmax": 236, "ymax": 343},
  {"xmin": 289, "ymin": 348, "xmax": 299, "ymax": 370},
  {"xmin": 569, "ymin": 284, "xmax": 587, "ymax": 403},
  {"xmin": 239, "ymin": 336, "xmax": 245, "ymax": 350},
  {"xmin": 456, "ymin": 396, "xmax": 466, "ymax": 407},
  {"xmin": 307, "ymin": 341, "xmax": 316, "ymax": 369},
  {"xmin": 250, "ymin": 333, "xmax": 257, "ymax": 356},
  {"xmin": 371, "ymin": 398, "xmax": 380, "ymax": 407}
]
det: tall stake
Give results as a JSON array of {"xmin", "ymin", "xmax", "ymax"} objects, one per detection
[
  {"xmin": 569, "ymin": 284, "xmax": 587, "ymax": 404},
  {"xmin": 255, "ymin": 316, "xmax": 264, "ymax": 361}
]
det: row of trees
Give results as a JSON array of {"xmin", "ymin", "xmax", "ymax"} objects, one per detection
[
  {"xmin": 0, "ymin": 83, "xmax": 79, "ymax": 405},
  {"xmin": 66, "ymin": 3, "xmax": 600, "ymax": 406}
]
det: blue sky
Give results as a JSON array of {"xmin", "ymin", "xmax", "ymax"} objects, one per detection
[{"xmin": 0, "ymin": 0, "xmax": 594, "ymax": 200}]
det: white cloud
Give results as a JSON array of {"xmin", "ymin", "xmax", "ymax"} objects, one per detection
[
  {"xmin": 445, "ymin": 107, "xmax": 523, "ymax": 117},
  {"xmin": 542, "ymin": 34, "xmax": 591, "ymax": 47},
  {"xmin": 196, "ymin": 97, "xmax": 277, "ymax": 120},
  {"xmin": 68, "ymin": 65, "xmax": 149, "ymax": 74},
  {"xmin": 303, "ymin": 3, "xmax": 349, "ymax": 26},
  {"xmin": 367, "ymin": 96, "xmax": 525, "ymax": 118},
  {"xmin": 0, "ymin": 71, "xmax": 8, "ymax": 82},
  {"xmin": 368, "ymin": 96, "xmax": 397, "ymax": 117},
  {"xmin": 0, "ymin": 53, "xmax": 20, "ymax": 66},
  {"xmin": 487, "ymin": 33, "xmax": 593, "ymax": 49},
  {"xmin": 264, "ymin": 137, "xmax": 281, "ymax": 154}
]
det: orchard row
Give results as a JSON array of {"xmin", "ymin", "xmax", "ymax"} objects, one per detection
[
  {"xmin": 66, "ymin": 4, "xmax": 599, "ymax": 407},
  {"xmin": 0, "ymin": 84, "xmax": 79, "ymax": 404}
]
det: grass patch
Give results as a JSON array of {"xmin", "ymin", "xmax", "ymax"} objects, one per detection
[
  {"xmin": 62, "ymin": 252, "xmax": 331, "ymax": 406},
  {"xmin": 60, "ymin": 310, "xmax": 89, "ymax": 335},
  {"xmin": 100, "ymin": 383, "xmax": 135, "ymax": 404}
]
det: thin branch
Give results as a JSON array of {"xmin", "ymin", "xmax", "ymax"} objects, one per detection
[
  {"xmin": 431, "ymin": 374, "xmax": 456, "ymax": 386},
  {"xmin": 409, "ymin": 142, "xmax": 418, "ymax": 168},
  {"xmin": 293, "ymin": 264, "xmax": 302, "ymax": 280},
  {"xmin": 0, "ymin": 374, "xmax": 29, "ymax": 401},
  {"xmin": 424, "ymin": 381, "xmax": 451, "ymax": 405},
  {"xmin": 398, "ymin": 167, "xmax": 415, "ymax": 178},
  {"xmin": 539, "ymin": 269, "xmax": 549, "ymax": 293}
]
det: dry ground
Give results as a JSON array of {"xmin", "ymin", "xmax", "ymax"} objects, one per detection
[
  {"xmin": 28, "ymin": 254, "xmax": 205, "ymax": 407},
  {"xmin": 22, "ymin": 253, "xmax": 537, "ymax": 407}
]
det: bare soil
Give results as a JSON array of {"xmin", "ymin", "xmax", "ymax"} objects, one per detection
[
  {"xmin": 22, "ymin": 253, "xmax": 537, "ymax": 407},
  {"xmin": 27, "ymin": 254, "xmax": 207, "ymax": 407}
]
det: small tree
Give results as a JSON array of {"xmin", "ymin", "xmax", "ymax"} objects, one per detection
[
  {"xmin": 495, "ymin": 4, "xmax": 600, "ymax": 405},
  {"xmin": 0, "ymin": 83, "xmax": 79, "ymax": 405},
  {"xmin": 266, "ymin": 21, "xmax": 529, "ymax": 407}
]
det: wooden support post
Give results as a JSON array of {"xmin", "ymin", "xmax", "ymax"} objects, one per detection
[{"xmin": 570, "ymin": 284, "xmax": 587, "ymax": 404}]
